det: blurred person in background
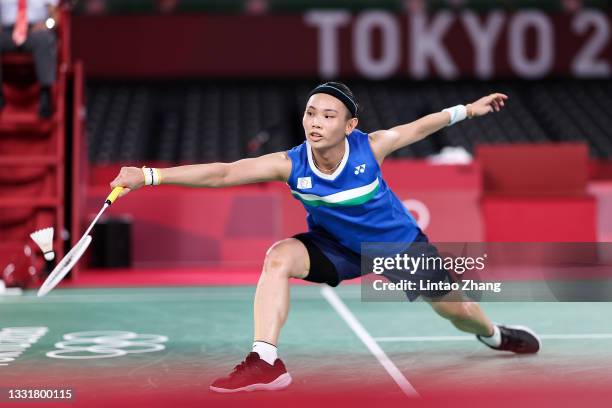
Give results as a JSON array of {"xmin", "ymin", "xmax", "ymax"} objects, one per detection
[{"xmin": 0, "ymin": 0, "xmax": 59, "ymax": 118}]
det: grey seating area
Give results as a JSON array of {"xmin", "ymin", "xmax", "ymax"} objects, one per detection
[
  {"xmin": 86, "ymin": 82, "xmax": 294, "ymax": 163},
  {"xmin": 86, "ymin": 80, "xmax": 612, "ymax": 164}
]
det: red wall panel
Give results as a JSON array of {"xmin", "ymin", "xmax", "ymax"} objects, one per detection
[
  {"xmin": 482, "ymin": 196, "xmax": 597, "ymax": 242},
  {"xmin": 476, "ymin": 143, "xmax": 589, "ymax": 195}
]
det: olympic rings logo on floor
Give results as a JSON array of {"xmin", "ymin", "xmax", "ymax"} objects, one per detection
[{"xmin": 46, "ymin": 331, "xmax": 168, "ymax": 360}]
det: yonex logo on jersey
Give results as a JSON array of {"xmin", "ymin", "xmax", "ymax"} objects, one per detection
[
  {"xmin": 297, "ymin": 177, "xmax": 312, "ymax": 189},
  {"xmin": 354, "ymin": 164, "xmax": 366, "ymax": 175}
]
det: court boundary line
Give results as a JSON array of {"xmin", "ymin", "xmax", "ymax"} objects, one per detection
[
  {"xmin": 374, "ymin": 334, "xmax": 612, "ymax": 342},
  {"xmin": 320, "ymin": 286, "xmax": 419, "ymax": 398},
  {"xmin": 0, "ymin": 290, "xmax": 362, "ymax": 303}
]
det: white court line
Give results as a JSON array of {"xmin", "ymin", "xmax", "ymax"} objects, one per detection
[
  {"xmin": 375, "ymin": 334, "xmax": 612, "ymax": 342},
  {"xmin": 0, "ymin": 291, "xmax": 360, "ymax": 304},
  {"xmin": 320, "ymin": 286, "xmax": 419, "ymax": 398}
]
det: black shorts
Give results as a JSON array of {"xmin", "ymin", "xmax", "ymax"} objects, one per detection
[{"xmin": 293, "ymin": 227, "xmax": 452, "ymax": 301}]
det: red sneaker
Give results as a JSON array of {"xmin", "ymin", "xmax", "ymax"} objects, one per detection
[{"xmin": 210, "ymin": 352, "xmax": 292, "ymax": 393}]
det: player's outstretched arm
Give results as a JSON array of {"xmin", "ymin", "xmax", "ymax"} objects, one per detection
[
  {"xmin": 369, "ymin": 93, "xmax": 508, "ymax": 163},
  {"xmin": 110, "ymin": 152, "xmax": 292, "ymax": 196}
]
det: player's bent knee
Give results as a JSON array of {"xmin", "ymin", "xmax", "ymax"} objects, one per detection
[{"xmin": 262, "ymin": 239, "xmax": 309, "ymax": 280}]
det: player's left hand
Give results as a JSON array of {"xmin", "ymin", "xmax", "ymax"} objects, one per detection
[{"xmin": 469, "ymin": 93, "xmax": 508, "ymax": 117}]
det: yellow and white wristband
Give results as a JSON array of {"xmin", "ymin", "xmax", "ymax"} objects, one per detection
[
  {"xmin": 442, "ymin": 104, "xmax": 473, "ymax": 126},
  {"xmin": 142, "ymin": 167, "xmax": 162, "ymax": 186}
]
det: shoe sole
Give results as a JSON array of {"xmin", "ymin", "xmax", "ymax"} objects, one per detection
[{"xmin": 209, "ymin": 373, "xmax": 292, "ymax": 393}]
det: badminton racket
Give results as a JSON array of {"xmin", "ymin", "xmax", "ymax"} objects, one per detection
[{"xmin": 37, "ymin": 187, "xmax": 124, "ymax": 297}]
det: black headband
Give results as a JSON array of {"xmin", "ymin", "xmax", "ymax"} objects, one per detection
[{"xmin": 307, "ymin": 83, "xmax": 358, "ymax": 118}]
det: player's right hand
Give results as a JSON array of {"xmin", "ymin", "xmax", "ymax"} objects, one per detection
[{"xmin": 110, "ymin": 166, "xmax": 145, "ymax": 197}]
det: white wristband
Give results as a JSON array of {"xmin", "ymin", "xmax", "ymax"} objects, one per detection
[
  {"xmin": 442, "ymin": 105, "xmax": 468, "ymax": 126},
  {"xmin": 142, "ymin": 167, "xmax": 162, "ymax": 186},
  {"xmin": 143, "ymin": 167, "xmax": 153, "ymax": 186}
]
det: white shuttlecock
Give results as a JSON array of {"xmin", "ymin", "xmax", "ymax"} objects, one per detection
[{"xmin": 30, "ymin": 227, "xmax": 55, "ymax": 261}]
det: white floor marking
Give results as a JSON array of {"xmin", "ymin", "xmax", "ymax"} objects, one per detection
[
  {"xmin": 374, "ymin": 333, "xmax": 612, "ymax": 342},
  {"xmin": 0, "ymin": 291, "xmax": 357, "ymax": 304},
  {"xmin": 321, "ymin": 286, "xmax": 419, "ymax": 398}
]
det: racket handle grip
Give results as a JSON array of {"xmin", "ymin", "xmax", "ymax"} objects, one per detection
[{"xmin": 105, "ymin": 186, "xmax": 124, "ymax": 205}]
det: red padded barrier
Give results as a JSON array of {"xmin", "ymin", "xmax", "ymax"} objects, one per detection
[
  {"xmin": 482, "ymin": 196, "xmax": 597, "ymax": 242},
  {"xmin": 476, "ymin": 143, "xmax": 588, "ymax": 195},
  {"xmin": 478, "ymin": 143, "xmax": 596, "ymax": 242}
]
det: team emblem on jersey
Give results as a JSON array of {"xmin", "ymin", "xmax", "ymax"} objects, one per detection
[
  {"xmin": 297, "ymin": 177, "xmax": 312, "ymax": 189},
  {"xmin": 354, "ymin": 164, "xmax": 366, "ymax": 175}
]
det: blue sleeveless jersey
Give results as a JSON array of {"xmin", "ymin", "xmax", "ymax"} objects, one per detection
[{"xmin": 286, "ymin": 129, "xmax": 419, "ymax": 254}]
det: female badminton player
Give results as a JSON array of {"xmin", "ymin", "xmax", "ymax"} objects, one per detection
[{"xmin": 110, "ymin": 82, "xmax": 540, "ymax": 393}]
